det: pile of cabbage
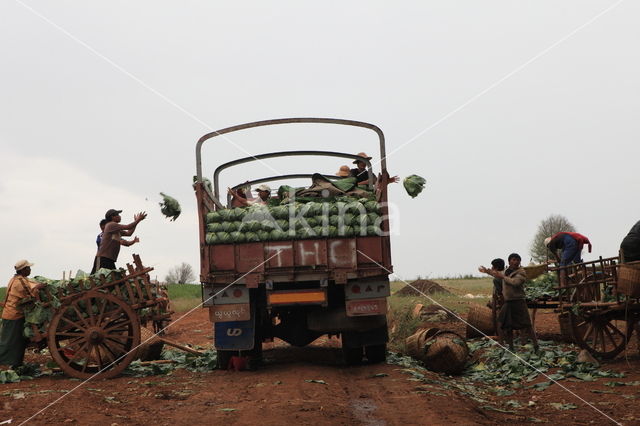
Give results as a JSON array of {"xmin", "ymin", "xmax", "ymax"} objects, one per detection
[{"xmin": 205, "ymin": 197, "xmax": 384, "ymax": 244}]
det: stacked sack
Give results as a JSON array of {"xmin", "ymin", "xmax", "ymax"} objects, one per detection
[{"xmin": 205, "ymin": 198, "xmax": 383, "ymax": 244}]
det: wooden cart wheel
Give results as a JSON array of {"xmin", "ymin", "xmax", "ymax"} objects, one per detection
[
  {"xmin": 47, "ymin": 291, "xmax": 141, "ymax": 379},
  {"xmin": 569, "ymin": 311, "xmax": 633, "ymax": 359}
]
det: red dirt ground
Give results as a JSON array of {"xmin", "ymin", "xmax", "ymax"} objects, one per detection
[{"xmin": 2, "ymin": 309, "xmax": 640, "ymax": 425}]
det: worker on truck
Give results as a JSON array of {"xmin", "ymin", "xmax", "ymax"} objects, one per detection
[
  {"xmin": 350, "ymin": 152, "xmax": 399, "ymax": 187},
  {"xmin": 0, "ymin": 260, "xmax": 45, "ymax": 369},
  {"xmin": 544, "ymin": 232, "xmax": 592, "ymax": 266},
  {"xmin": 228, "ymin": 184, "xmax": 271, "ymax": 206},
  {"xmin": 95, "ymin": 209, "xmax": 146, "ymax": 270}
]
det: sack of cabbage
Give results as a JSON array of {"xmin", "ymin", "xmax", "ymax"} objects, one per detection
[{"xmin": 205, "ymin": 198, "xmax": 384, "ymax": 244}]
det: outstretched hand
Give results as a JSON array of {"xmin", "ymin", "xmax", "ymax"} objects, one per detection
[
  {"xmin": 133, "ymin": 236, "xmax": 140, "ymax": 244},
  {"xmin": 134, "ymin": 211, "xmax": 147, "ymax": 222}
]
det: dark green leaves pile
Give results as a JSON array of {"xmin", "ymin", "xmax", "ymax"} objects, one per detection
[
  {"xmin": 403, "ymin": 174, "xmax": 426, "ymax": 198},
  {"xmin": 22, "ymin": 268, "xmax": 162, "ymax": 339},
  {"xmin": 159, "ymin": 192, "xmax": 181, "ymax": 221},
  {"xmin": 525, "ymin": 273, "xmax": 558, "ymax": 301},
  {"xmin": 463, "ymin": 339, "xmax": 623, "ymax": 386},
  {"xmin": 124, "ymin": 348, "xmax": 217, "ymax": 377}
]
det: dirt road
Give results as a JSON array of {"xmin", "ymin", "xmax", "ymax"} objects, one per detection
[{"xmin": 3, "ymin": 309, "xmax": 640, "ymax": 425}]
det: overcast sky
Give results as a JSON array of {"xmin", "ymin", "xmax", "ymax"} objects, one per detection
[{"xmin": 1, "ymin": 1, "xmax": 638, "ymax": 284}]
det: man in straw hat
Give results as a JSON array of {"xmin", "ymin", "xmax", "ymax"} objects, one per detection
[
  {"xmin": 479, "ymin": 253, "xmax": 538, "ymax": 352},
  {"xmin": 350, "ymin": 152, "xmax": 399, "ymax": 187},
  {"xmin": 544, "ymin": 231, "xmax": 591, "ymax": 266},
  {"xmin": 0, "ymin": 260, "xmax": 45, "ymax": 369}
]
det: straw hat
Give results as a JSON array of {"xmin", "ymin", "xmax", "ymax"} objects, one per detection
[
  {"xmin": 335, "ymin": 165, "xmax": 351, "ymax": 177},
  {"xmin": 256, "ymin": 184, "xmax": 271, "ymax": 192},
  {"xmin": 352, "ymin": 152, "xmax": 372, "ymax": 164}
]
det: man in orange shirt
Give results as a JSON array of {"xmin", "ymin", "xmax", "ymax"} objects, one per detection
[{"xmin": 0, "ymin": 260, "xmax": 45, "ymax": 368}]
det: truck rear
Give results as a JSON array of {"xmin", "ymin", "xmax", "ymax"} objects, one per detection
[{"xmin": 193, "ymin": 118, "xmax": 394, "ymax": 368}]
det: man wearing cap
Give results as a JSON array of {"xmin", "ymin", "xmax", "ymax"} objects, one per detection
[
  {"xmin": 95, "ymin": 209, "xmax": 147, "ymax": 270},
  {"xmin": 0, "ymin": 260, "xmax": 45, "ymax": 368},
  {"xmin": 545, "ymin": 232, "xmax": 592, "ymax": 266},
  {"xmin": 350, "ymin": 152, "xmax": 399, "ymax": 187}
]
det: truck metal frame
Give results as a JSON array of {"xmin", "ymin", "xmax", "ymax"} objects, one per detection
[{"xmin": 193, "ymin": 118, "xmax": 394, "ymax": 368}]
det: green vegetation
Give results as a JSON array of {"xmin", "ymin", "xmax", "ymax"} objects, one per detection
[{"xmin": 402, "ymin": 174, "xmax": 426, "ymax": 198}]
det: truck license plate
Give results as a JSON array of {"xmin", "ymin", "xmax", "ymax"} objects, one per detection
[
  {"xmin": 209, "ymin": 303, "xmax": 251, "ymax": 322},
  {"xmin": 346, "ymin": 298, "xmax": 387, "ymax": 317}
]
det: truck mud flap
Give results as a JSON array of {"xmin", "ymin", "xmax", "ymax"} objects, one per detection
[
  {"xmin": 342, "ymin": 324, "xmax": 388, "ymax": 349},
  {"xmin": 214, "ymin": 317, "xmax": 256, "ymax": 351}
]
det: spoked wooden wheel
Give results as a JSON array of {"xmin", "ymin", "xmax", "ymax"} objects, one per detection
[
  {"xmin": 48, "ymin": 291, "xmax": 141, "ymax": 379},
  {"xmin": 569, "ymin": 311, "xmax": 633, "ymax": 359}
]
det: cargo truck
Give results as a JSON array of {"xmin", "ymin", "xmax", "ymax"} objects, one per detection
[{"xmin": 193, "ymin": 118, "xmax": 394, "ymax": 368}]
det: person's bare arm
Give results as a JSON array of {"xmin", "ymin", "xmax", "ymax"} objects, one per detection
[
  {"xmin": 115, "ymin": 212, "xmax": 147, "ymax": 236},
  {"xmin": 119, "ymin": 236, "xmax": 140, "ymax": 247}
]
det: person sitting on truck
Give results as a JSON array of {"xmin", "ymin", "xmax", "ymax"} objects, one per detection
[
  {"xmin": 230, "ymin": 186, "xmax": 249, "ymax": 207},
  {"xmin": 479, "ymin": 253, "xmax": 539, "ymax": 353},
  {"xmin": 350, "ymin": 152, "xmax": 399, "ymax": 187},
  {"xmin": 96, "ymin": 209, "xmax": 146, "ymax": 270},
  {"xmin": 228, "ymin": 184, "xmax": 271, "ymax": 206},
  {"xmin": 0, "ymin": 260, "xmax": 46, "ymax": 369},
  {"xmin": 544, "ymin": 232, "xmax": 592, "ymax": 266},
  {"xmin": 335, "ymin": 165, "xmax": 351, "ymax": 178},
  {"xmin": 620, "ymin": 219, "xmax": 640, "ymax": 263}
]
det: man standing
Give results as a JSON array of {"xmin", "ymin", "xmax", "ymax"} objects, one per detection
[
  {"xmin": 620, "ymin": 220, "xmax": 640, "ymax": 263},
  {"xmin": 544, "ymin": 232, "xmax": 592, "ymax": 266},
  {"xmin": 480, "ymin": 253, "xmax": 538, "ymax": 352},
  {"xmin": 0, "ymin": 260, "xmax": 45, "ymax": 368},
  {"xmin": 96, "ymin": 209, "xmax": 146, "ymax": 270}
]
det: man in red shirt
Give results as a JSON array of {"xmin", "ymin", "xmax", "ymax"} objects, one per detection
[
  {"xmin": 544, "ymin": 232, "xmax": 592, "ymax": 266},
  {"xmin": 96, "ymin": 209, "xmax": 146, "ymax": 270}
]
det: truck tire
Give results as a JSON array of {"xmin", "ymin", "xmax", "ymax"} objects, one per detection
[
  {"xmin": 216, "ymin": 350, "xmax": 234, "ymax": 370},
  {"xmin": 343, "ymin": 346, "xmax": 363, "ymax": 365},
  {"xmin": 364, "ymin": 344, "xmax": 387, "ymax": 364}
]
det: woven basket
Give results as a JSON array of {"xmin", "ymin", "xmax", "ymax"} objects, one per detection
[
  {"xmin": 617, "ymin": 264, "xmax": 640, "ymax": 298},
  {"xmin": 135, "ymin": 327, "xmax": 165, "ymax": 361},
  {"xmin": 557, "ymin": 312, "xmax": 574, "ymax": 343},
  {"xmin": 422, "ymin": 331, "xmax": 469, "ymax": 375},
  {"xmin": 524, "ymin": 264, "xmax": 548, "ymax": 281},
  {"xmin": 465, "ymin": 304, "xmax": 495, "ymax": 338}
]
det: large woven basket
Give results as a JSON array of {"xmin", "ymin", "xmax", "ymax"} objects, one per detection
[
  {"xmin": 617, "ymin": 264, "xmax": 640, "ymax": 298},
  {"xmin": 422, "ymin": 331, "xmax": 469, "ymax": 375},
  {"xmin": 524, "ymin": 264, "xmax": 548, "ymax": 281},
  {"xmin": 135, "ymin": 327, "xmax": 165, "ymax": 361},
  {"xmin": 465, "ymin": 304, "xmax": 495, "ymax": 338}
]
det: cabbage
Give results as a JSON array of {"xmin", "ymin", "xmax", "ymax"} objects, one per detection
[
  {"xmin": 207, "ymin": 223, "xmax": 223, "ymax": 233},
  {"xmin": 206, "ymin": 211, "xmax": 222, "ymax": 223},
  {"xmin": 257, "ymin": 230, "xmax": 271, "ymax": 241},
  {"xmin": 353, "ymin": 214, "xmax": 367, "ymax": 226},
  {"xmin": 218, "ymin": 209, "xmax": 234, "ymax": 221},
  {"xmin": 314, "ymin": 215, "xmax": 328, "ymax": 227},
  {"xmin": 270, "ymin": 229, "xmax": 287, "ymax": 241},
  {"xmin": 342, "ymin": 225, "xmax": 355, "ymax": 237},
  {"xmin": 159, "ymin": 192, "xmax": 181, "ymax": 221},
  {"xmin": 366, "ymin": 213, "xmax": 380, "ymax": 226},
  {"xmin": 306, "ymin": 217, "xmax": 318, "ymax": 228},
  {"xmin": 329, "ymin": 204, "xmax": 339, "ymax": 215},
  {"xmin": 245, "ymin": 205, "xmax": 269, "ymax": 222},
  {"xmin": 364, "ymin": 201, "xmax": 380, "ymax": 214},
  {"xmin": 276, "ymin": 219, "xmax": 289, "ymax": 231},
  {"xmin": 305, "ymin": 202, "xmax": 322, "ymax": 216},
  {"xmin": 231, "ymin": 207, "xmax": 246, "ymax": 221},
  {"xmin": 327, "ymin": 225, "xmax": 338, "ymax": 237},
  {"xmin": 205, "ymin": 233, "xmax": 219, "ymax": 244},
  {"xmin": 403, "ymin": 174, "xmax": 426, "ymax": 198},
  {"xmin": 261, "ymin": 219, "xmax": 277, "ymax": 231},
  {"xmin": 239, "ymin": 220, "xmax": 261, "ymax": 232},
  {"xmin": 297, "ymin": 228, "xmax": 315, "ymax": 239},
  {"xmin": 366, "ymin": 225, "xmax": 381, "ymax": 236},
  {"xmin": 271, "ymin": 206, "xmax": 288, "ymax": 220},
  {"xmin": 314, "ymin": 225, "xmax": 327, "ymax": 237},
  {"xmin": 229, "ymin": 232, "xmax": 246, "ymax": 243},
  {"xmin": 353, "ymin": 225, "xmax": 363, "ymax": 236},
  {"xmin": 244, "ymin": 232, "xmax": 260, "ymax": 242},
  {"xmin": 217, "ymin": 232, "xmax": 232, "ymax": 243},
  {"xmin": 221, "ymin": 222, "xmax": 236, "ymax": 232},
  {"xmin": 329, "ymin": 215, "xmax": 340, "ymax": 227}
]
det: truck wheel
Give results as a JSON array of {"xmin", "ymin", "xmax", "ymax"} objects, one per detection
[
  {"xmin": 343, "ymin": 346, "xmax": 363, "ymax": 365},
  {"xmin": 364, "ymin": 344, "xmax": 387, "ymax": 363},
  {"xmin": 216, "ymin": 350, "xmax": 234, "ymax": 370}
]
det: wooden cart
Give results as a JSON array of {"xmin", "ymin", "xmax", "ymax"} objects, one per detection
[
  {"xmin": 530, "ymin": 256, "xmax": 640, "ymax": 359},
  {"xmin": 27, "ymin": 255, "xmax": 172, "ymax": 379}
]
